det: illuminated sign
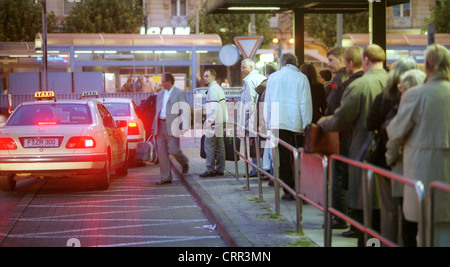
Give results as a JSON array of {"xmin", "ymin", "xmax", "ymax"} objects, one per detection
[{"xmin": 140, "ymin": 27, "xmax": 191, "ymax": 35}]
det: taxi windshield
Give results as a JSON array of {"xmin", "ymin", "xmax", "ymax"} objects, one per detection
[
  {"xmin": 103, "ymin": 103, "xmax": 130, "ymax": 117},
  {"xmin": 7, "ymin": 103, "xmax": 92, "ymax": 126}
]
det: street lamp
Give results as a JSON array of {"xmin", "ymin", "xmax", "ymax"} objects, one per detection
[
  {"xmin": 41, "ymin": 0, "xmax": 48, "ymax": 91},
  {"xmin": 272, "ymin": 37, "xmax": 282, "ymax": 58}
]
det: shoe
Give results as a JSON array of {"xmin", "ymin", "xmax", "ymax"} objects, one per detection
[
  {"xmin": 199, "ymin": 171, "xmax": 216, "ymax": 178},
  {"xmin": 268, "ymin": 180, "xmax": 274, "ymax": 186},
  {"xmin": 155, "ymin": 180, "xmax": 172, "ymax": 185},
  {"xmin": 322, "ymin": 219, "xmax": 348, "ymax": 229},
  {"xmin": 331, "ymin": 220, "xmax": 348, "ymax": 229},
  {"xmin": 341, "ymin": 229, "xmax": 359, "ymax": 238},
  {"xmin": 248, "ymin": 171, "xmax": 258, "ymax": 177},
  {"xmin": 182, "ymin": 163, "xmax": 189, "ymax": 174},
  {"xmin": 215, "ymin": 171, "xmax": 224, "ymax": 176},
  {"xmin": 281, "ymin": 193, "xmax": 295, "ymax": 201}
]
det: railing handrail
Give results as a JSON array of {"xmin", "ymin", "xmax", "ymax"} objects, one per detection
[{"xmin": 230, "ymin": 121, "xmax": 448, "ymax": 247}]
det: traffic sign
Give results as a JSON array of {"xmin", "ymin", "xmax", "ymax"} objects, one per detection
[
  {"xmin": 233, "ymin": 36, "xmax": 263, "ymax": 59},
  {"xmin": 219, "ymin": 44, "xmax": 241, "ymax": 66}
]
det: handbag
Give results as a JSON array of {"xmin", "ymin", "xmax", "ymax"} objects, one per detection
[
  {"xmin": 357, "ymin": 131, "xmax": 380, "ymax": 163},
  {"xmin": 303, "ymin": 123, "xmax": 339, "ymax": 155},
  {"xmin": 200, "ymin": 133, "xmax": 240, "ymax": 161}
]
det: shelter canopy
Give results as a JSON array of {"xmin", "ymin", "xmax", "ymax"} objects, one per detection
[{"xmin": 206, "ymin": 0, "xmax": 410, "ymax": 14}]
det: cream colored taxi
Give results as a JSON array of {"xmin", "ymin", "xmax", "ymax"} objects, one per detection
[
  {"xmin": 82, "ymin": 91, "xmax": 146, "ymax": 165},
  {"xmin": 0, "ymin": 91, "xmax": 128, "ymax": 191}
]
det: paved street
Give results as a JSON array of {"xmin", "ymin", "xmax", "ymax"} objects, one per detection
[
  {"xmin": 0, "ymin": 133, "xmax": 357, "ymax": 247},
  {"xmin": 0, "ymin": 164, "xmax": 226, "ymax": 247}
]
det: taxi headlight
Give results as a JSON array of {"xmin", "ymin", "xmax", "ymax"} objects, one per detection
[{"xmin": 66, "ymin": 137, "xmax": 96, "ymax": 149}]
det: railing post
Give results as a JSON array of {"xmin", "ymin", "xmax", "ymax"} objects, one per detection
[
  {"xmin": 415, "ymin": 181, "xmax": 425, "ymax": 247},
  {"xmin": 256, "ymin": 135, "xmax": 263, "ymax": 201},
  {"xmin": 324, "ymin": 156, "xmax": 334, "ymax": 247},
  {"xmin": 233, "ymin": 122, "xmax": 239, "ymax": 180},
  {"xmin": 294, "ymin": 149, "xmax": 302, "ymax": 233},
  {"xmin": 272, "ymin": 145, "xmax": 281, "ymax": 216}
]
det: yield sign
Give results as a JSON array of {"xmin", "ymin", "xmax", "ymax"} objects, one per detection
[{"xmin": 233, "ymin": 36, "xmax": 263, "ymax": 59}]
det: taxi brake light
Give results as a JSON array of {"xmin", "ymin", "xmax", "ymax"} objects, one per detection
[
  {"xmin": 38, "ymin": 121, "xmax": 57, "ymax": 125},
  {"xmin": 128, "ymin": 122, "xmax": 139, "ymax": 135},
  {"xmin": 66, "ymin": 137, "xmax": 96, "ymax": 149},
  {"xmin": 0, "ymin": 138, "xmax": 17, "ymax": 150}
]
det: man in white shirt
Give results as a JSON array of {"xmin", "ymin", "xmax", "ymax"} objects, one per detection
[
  {"xmin": 152, "ymin": 73, "xmax": 190, "ymax": 185},
  {"xmin": 200, "ymin": 69, "xmax": 228, "ymax": 178},
  {"xmin": 264, "ymin": 53, "xmax": 312, "ymax": 200},
  {"xmin": 240, "ymin": 59, "xmax": 267, "ymax": 177}
]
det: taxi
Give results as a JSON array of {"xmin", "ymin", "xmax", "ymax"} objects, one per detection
[
  {"xmin": 0, "ymin": 91, "xmax": 128, "ymax": 191},
  {"xmin": 82, "ymin": 92, "xmax": 146, "ymax": 165}
]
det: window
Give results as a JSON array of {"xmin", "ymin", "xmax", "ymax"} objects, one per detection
[
  {"xmin": 393, "ymin": 2, "xmax": 411, "ymax": 17},
  {"xmin": 98, "ymin": 104, "xmax": 116, "ymax": 129},
  {"xmin": 7, "ymin": 104, "xmax": 92, "ymax": 126},
  {"xmin": 171, "ymin": 0, "xmax": 187, "ymax": 16}
]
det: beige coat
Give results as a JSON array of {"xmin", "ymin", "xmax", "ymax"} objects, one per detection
[
  {"xmin": 386, "ymin": 77, "xmax": 450, "ymax": 222},
  {"xmin": 319, "ymin": 69, "xmax": 387, "ymax": 209}
]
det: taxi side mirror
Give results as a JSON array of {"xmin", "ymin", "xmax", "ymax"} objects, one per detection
[{"xmin": 115, "ymin": 120, "xmax": 127, "ymax": 128}]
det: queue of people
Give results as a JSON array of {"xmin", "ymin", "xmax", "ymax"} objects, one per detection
[{"xmin": 143, "ymin": 43, "xmax": 449, "ymax": 247}]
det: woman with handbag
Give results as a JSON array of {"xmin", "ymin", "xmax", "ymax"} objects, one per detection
[{"xmin": 366, "ymin": 57, "xmax": 419, "ymax": 245}]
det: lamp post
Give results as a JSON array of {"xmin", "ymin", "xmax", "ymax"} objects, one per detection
[{"xmin": 41, "ymin": 0, "xmax": 48, "ymax": 91}]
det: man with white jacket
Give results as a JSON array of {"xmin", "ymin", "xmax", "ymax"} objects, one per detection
[
  {"xmin": 264, "ymin": 53, "xmax": 313, "ymax": 200},
  {"xmin": 240, "ymin": 59, "xmax": 267, "ymax": 177}
]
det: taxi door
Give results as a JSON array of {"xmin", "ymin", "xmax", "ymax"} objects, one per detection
[{"xmin": 98, "ymin": 105, "xmax": 122, "ymax": 167}]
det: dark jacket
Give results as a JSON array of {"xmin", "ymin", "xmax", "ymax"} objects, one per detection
[{"xmin": 309, "ymin": 82, "xmax": 327, "ymax": 123}]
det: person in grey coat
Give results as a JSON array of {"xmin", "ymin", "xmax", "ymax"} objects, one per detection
[
  {"xmin": 152, "ymin": 73, "xmax": 190, "ymax": 185},
  {"xmin": 318, "ymin": 44, "xmax": 388, "ymax": 245},
  {"xmin": 386, "ymin": 44, "xmax": 450, "ymax": 247}
]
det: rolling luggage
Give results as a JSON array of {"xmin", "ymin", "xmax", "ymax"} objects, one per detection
[{"xmin": 135, "ymin": 134, "xmax": 158, "ymax": 163}]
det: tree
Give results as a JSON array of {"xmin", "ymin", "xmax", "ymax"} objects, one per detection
[
  {"xmin": 305, "ymin": 12, "xmax": 369, "ymax": 48},
  {"xmin": 0, "ymin": 0, "xmax": 57, "ymax": 42},
  {"xmin": 424, "ymin": 0, "xmax": 450, "ymax": 33},
  {"xmin": 191, "ymin": 1, "xmax": 275, "ymax": 48},
  {"xmin": 63, "ymin": 0, "xmax": 143, "ymax": 33}
]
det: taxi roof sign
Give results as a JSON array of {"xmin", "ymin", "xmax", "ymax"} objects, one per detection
[
  {"xmin": 34, "ymin": 91, "xmax": 55, "ymax": 99},
  {"xmin": 81, "ymin": 91, "xmax": 99, "ymax": 97}
]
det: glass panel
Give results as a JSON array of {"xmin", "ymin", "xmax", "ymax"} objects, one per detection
[
  {"xmin": 7, "ymin": 104, "xmax": 92, "ymax": 126},
  {"xmin": 393, "ymin": 5, "xmax": 401, "ymax": 17},
  {"xmin": 403, "ymin": 3, "xmax": 411, "ymax": 17},
  {"xmin": 180, "ymin": 0, "xmax": 187, "ymax": 16},
  {"xmin": 102, "ymin": 103, "xmax": 131, "ymax": 117}
]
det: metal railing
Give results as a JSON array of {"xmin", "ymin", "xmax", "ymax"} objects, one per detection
[
  {"xmin": 427, "ymin": 181, "xmax": 450, "ymax": 247},
  {"xmin": 326, "ymin": 155, "xmax": 426, "ymax": 247},
  {"xmin": 230, "ymin": 121, "xmax": 449, "ymax": 247}
]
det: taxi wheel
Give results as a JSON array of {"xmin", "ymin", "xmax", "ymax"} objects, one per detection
[
  {"xmin": 0, "ymin": 175, "xmax": 16, "ymax": 192},
  {"xmin": 95, "ymin": 155, "xmax": 111, "ymax": 190}
]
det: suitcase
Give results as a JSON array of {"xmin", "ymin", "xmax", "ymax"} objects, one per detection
[
  {"xmin": 135, "ymin": 134, "xmax": 158, "ymax": 163},
  {"xmin": 200, "ymin": 134, "xmax": 240, "ymax": 161}
]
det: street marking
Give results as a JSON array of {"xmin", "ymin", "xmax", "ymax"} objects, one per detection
[{"xmin": 22, "ymin": 205, "xmax": 199, "ymax": 221}]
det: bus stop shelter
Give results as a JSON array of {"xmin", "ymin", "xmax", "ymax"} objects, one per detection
[{"xmin": 205, "ymin": 0, "xmax": 410, "ymax": 64}]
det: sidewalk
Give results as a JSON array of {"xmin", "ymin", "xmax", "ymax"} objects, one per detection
[{"xmin": 172, "ymin": 134, "xmax": 357, "ymax": 247}]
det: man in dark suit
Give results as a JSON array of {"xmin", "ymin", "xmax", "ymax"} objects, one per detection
[{"xmin": 152, "ymin": 73, "xmax": 190, "ymax": 185}]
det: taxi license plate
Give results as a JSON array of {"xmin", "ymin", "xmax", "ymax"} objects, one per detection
[{"xmin": 23, "ymin": 137, "xmax": 60, "ymax": 148}]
